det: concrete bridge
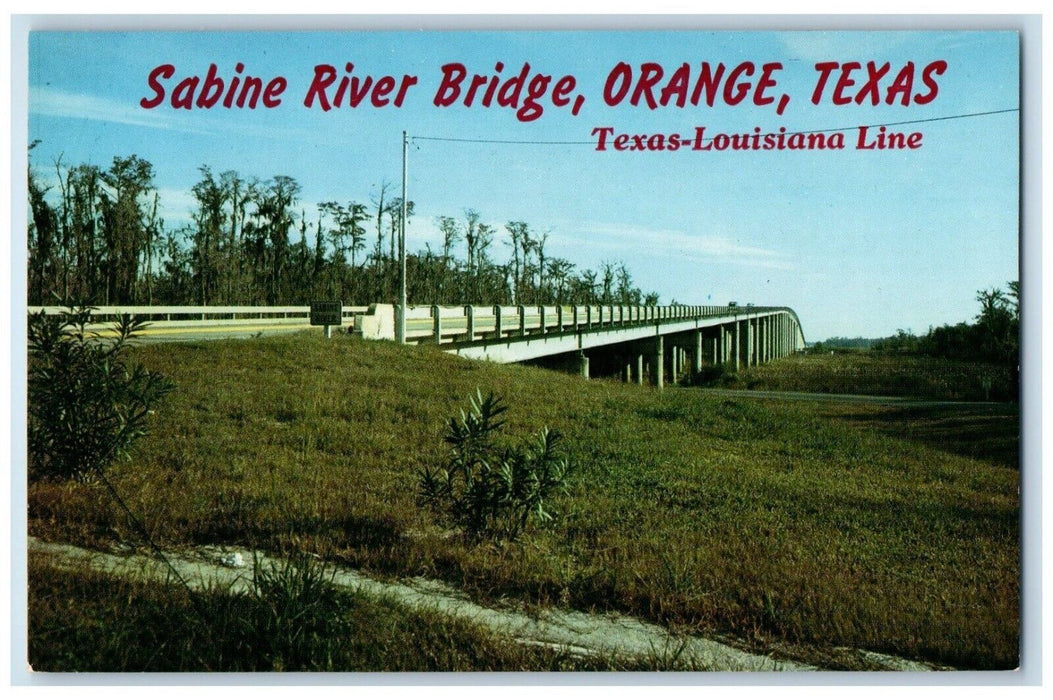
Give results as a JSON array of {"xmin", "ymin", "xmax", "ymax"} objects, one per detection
[
  {"xmin": 355, "ymin": 303, "xmax": 805, "ymax": 387},
  {"xmin": 29, "ymin": 302, "xmax": 805, "ymax": 387}
]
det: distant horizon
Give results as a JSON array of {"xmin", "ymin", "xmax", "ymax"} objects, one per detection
[{"xmin": 24, "ymin": 29, "xmax": 1020, "ymax": 340}]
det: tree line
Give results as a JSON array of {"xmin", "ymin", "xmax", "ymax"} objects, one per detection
[
  {"xmin": 27, "ymin": 147, "xmax": 658, "ymax": 309},
  {"xmin": 872, "ymin": 282, "xmax": 1020, "ymax": 369}
]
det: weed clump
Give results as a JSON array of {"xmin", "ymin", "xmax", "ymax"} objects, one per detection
[
  {"xmin": 241, "ymin": 554, "xmax": 348, "ymax": 671},
  {"xmin": 418, "ymin": 390, "xmax": 571, "ymax": 543}
]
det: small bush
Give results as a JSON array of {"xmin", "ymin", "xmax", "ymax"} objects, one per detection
[
  {"xmin": 690, "ymin": 363, "xmax": 739, "ymax": 387},
  {"xmin": 28, "ymin": 307, "xmax": 173, "ymax": 482},
  {"xmin": 418, "ymin": 390, "xmax": 571, "ymax": 542}
]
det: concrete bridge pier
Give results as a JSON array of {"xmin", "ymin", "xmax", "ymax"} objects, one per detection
[
  {"xmin": 734, "ymin": 321, "xmax": 741, "ymax": 371},
  {"xmin": 654, "ymin": 335, "xmax": 664, "ymax": 389},
  {"xmin": 764, "ymin": 316, "xmax": 771, "ymax": 362},
  {"xmin": 762, "ymin": 315, "xmax": 770, "ymax": 362},
  {"xmin": 779, "ymin": 314, "xmax": 785, "ymax": 358},
  {"xmin": 778, "ymin": 314, "xmax": 783, "ymax": 358},
  {"xmin": 775, "ymin": 313, "xmax": 783, "ymax": 357},
  {"xmin": 784, "ymin": 314, "xmax": 790, "ymax": 356},
  {"xmin": 746, "ymin": 318, "xmax": 754, "ymax": 369},
  {"xmin": 770, "ymin": 316, "xmax": 776, "ymax": 361},
  {"xmin": 694, "ymin": 330, "xmax": 703, "ymax": 377},
  {"xmin": 672, "ymin": 343, "xmax": 687, "ymax": 384},
  {"xmin": 760, "ymin": 317, "xmax": 767, "ymax": 363},
  {"xmin": 756, "ymin": 317, "xmax": 762, "ymax": 364},
  {"xmin": 757, "ymin": 316, "xmax": 764, "ymax": 363},
  {"xmin": 579, "ymin": 352, "xmax": 590, "ymax": 379}
]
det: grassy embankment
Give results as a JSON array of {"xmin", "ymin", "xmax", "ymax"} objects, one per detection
[
  {"xmin": 28, "ymin": 332, "xmax": 1019, "ymax": 671},
  {"xmin": 729, "ymin": 350, "xmax": 1017, "ymax": 402}
]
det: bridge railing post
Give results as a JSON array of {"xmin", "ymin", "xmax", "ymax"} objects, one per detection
[
  {"xmin": 518, "ymin": 305, "xmax": 527, "ymax": 336},
  {"xmin": 557, "ymin": 305, "xmax": 564, "ymax": 332},
  {"xmin": 432, "ymin": 305, "xmax": 442, "ymax": 343},
  {"xmin": 539, "ymin": 306, "xmax": 547, "ymax": 335},
  {"xmin": 465, "ymin": 305, "xmax": 475, "ymax": 341},
  {"xmin": 494, "ymin": 305, "xmax": 503, "ymax": 339}
]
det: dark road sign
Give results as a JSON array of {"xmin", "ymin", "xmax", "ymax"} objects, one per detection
[{"xmin": 310, "ymin": 301, "xmax": 342, "ymax": 326}]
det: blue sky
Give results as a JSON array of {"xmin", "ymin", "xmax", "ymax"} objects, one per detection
[{"xmin": 26, "ymin": 29, "xmax": 1019, "ymax": 340}]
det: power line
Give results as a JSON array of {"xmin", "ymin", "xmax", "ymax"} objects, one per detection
[
  {"xmin": 411, "ymin": 107, "xmax": 1019, "ymax": 146},
  {"xmin": 789, "ymin": 108, "xmax": 1018, "ymax": 138},
  {"xmin": 413, "ymin": 136, "xmax": 594, "ymax": 145}
]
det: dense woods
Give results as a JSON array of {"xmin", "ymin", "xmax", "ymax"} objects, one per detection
[
  {"xmin": 810, "ymin": 282, "xmax": 1020, "ymax": 385},
  {"xmin": 871, "ymin": 282, "xmax": 1020, "ymax": 368},
  {"xmin": 27, "ymin": 147, "xmax": 657, "ymax": 308}
]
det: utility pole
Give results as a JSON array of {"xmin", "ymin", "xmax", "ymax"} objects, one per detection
[{"xmin": 398, "ymin": 130, "xmax": 408, "ymax": 344}]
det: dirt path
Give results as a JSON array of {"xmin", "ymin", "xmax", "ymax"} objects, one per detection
[{"xmin": 29, "ymin": 537, "xmax": 942, "ymax": 672}]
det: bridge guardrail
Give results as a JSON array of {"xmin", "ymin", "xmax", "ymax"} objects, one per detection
[
  {"xmin": 27, "ymin": 305, "xmax": 370, "ymax": 331},
  {"xmin": 26, "ymin": 303, "xmax": 806, "ymax": 349},
  {"xmin": 356, "ymin": 303, "xmax": 801, "ymax": 346}
]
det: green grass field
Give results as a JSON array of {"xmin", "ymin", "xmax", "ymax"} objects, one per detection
[
  {"xmin": 27, "ymin": 332, "xmax": 1020, "ymax": 671},
  {"xmin": 736, "ymin": 350, "xmax": 1017, "ymax": 401}
]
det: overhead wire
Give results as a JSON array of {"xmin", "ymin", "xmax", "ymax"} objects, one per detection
[{"xmin": 409, "ymin": 107, "xmax": 1019, "ymax": 146}]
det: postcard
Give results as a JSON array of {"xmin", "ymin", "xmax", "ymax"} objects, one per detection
[{"xmin": 16, "ymin": 19, "xmax": 1030, "ymax": 680}]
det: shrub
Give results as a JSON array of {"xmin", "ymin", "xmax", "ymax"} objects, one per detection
[
  {"xmin": 27, "ymin": 307, "xmax": 173, "ymax": 482},
  {"xmin": 689, "ymin": 362, "xmax": 739, "ymax": 387},
  {"xmin": 418, "ymin": 390, "xmax": 571, "ymax": 542}
]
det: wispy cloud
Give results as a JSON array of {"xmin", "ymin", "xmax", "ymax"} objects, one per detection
[
  {"xmin": 153, "ymin": 187, "xmax": 200, "ymax": 226},
  {"xmin": 570, "ymin": 222, "xmax": 794, "ymax": 270},
  {"xmin": 29, "ymin": 86, "xmax": 216, "ymax": 135},
  {"xmin": 29, "ymin": 86, "xmax": 322, "ymax": 143},
  {"xmin": 777, "ymin": 32, "xmax": 914, "ymax": 63}
]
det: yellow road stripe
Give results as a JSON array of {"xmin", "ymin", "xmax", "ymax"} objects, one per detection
[{"xmin": 89, "ymin": 324, "xmax": 317, "ymax": 337}]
